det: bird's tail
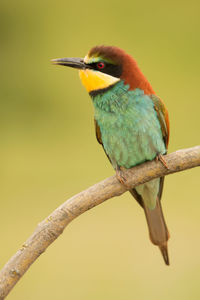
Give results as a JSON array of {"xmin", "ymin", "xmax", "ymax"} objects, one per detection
[{"xmin": 143, "ymin": 199, "xmax": 170, "ymax": 265}]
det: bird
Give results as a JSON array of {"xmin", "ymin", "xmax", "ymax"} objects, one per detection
[{"xmin": 52, "ymin": 45, "xmax": 170, "ymax": 265}]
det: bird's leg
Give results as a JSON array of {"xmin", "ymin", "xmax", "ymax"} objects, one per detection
[
  {"xmin": 156, "ymin": 154, "xmax": 169, "ymax": 170},
  {"xmin": 116, "ymin": 166, "xmax": 132, "ymax": 189}
]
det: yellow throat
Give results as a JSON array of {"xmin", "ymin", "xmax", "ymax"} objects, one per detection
[{"xmin": 79, "ymin": 69, "xmax": 120, "ymax": 93}]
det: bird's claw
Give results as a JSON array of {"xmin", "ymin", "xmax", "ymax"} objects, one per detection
[
  {"xmin": 156, "ymin": 154, "xmax": 169, "ymax": 170},
  {"xmin": 116, "ymin": 167, "xmax": 132, "ymax": 189}
]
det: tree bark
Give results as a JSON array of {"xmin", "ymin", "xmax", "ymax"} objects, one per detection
[{"xmin": 0, "ymin": 146, "xmax": 200, "ymax": 299}]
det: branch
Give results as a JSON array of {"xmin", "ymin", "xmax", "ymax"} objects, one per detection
[{"xmin": 0, "ymin": 146, "xmax": 200, "ymax": 299}]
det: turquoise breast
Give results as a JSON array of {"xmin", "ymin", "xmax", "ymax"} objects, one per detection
[{"xmin": 92, "ymin": 81, "xmax": 166, "ymax": 169}]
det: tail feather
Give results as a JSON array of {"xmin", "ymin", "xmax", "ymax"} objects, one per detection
[
  {"xmin": 130, "ymin": 177, "xmax": 170, "ymax": 265},
  {"xmin": 143, "ymin": 198, "xmax": 170, "ymax": 265}
]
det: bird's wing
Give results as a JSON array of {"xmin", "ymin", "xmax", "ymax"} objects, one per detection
[
  {"xmin": 94, "ymin": 118, "xmax": 112, "ymax": 164},
  {"xmin": 150, "ymin": 94, "xmax": 170, "ymax": 149},
  {"xmin": 94, "ymin": 119, "xmax": 103, "ymax": 145}
]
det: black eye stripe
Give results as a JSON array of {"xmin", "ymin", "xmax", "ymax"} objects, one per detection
[{"xmin": 87, "ymin": 62, "xmax": 122, "ymax": 78}]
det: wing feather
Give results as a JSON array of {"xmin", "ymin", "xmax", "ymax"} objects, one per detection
[{"xmin": 150, "ymin": 94, "xmax": 169, "ymax": 148}]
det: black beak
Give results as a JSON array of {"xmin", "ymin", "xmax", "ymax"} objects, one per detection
[{"xmin": 51, "ymin": 57, "xmax": 88, "ymax": 70}]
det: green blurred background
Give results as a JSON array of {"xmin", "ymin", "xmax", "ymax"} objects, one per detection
[{"xmin": 1, "ymin": 0, "xmax": 200, "ymax": 299}]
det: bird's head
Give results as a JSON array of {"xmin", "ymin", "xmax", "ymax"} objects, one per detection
[{"xmin": 52, "ymin": 45, "xmax": 155, "ymax": 95}]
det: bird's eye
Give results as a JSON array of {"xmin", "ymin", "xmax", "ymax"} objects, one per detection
[{"xmin": 97, "ymin": 62, "xmax": 105, "ymax": 70}]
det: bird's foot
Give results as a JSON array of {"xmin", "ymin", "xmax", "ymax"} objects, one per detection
[
  {"xmin": 116, "ymin": 167, "xmax": 131, "ymax": 189},
  {"xmin": 156, "ymin": 154, "xmax": 169, "ymax": 170}
]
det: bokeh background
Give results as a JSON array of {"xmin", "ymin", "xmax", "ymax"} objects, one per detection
[{"xmin": 1, "ymin": 0, "xmax": 200, "ymax": 299}]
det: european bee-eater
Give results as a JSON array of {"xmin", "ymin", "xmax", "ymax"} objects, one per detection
[{"xmin": 52, "ymin": 46, "xmax": 170, "ymax": 265}]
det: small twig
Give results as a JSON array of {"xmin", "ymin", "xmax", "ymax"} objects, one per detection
[{"xmin": 0, "ymin": 146, "xmax": 199, "ymax": 299}]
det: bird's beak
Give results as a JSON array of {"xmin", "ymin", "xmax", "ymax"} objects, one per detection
[{"xmin": 51, "ymin": 57, "xmax": 88, "ymax": 70}]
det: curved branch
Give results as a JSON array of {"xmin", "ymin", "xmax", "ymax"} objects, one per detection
[{"xmin": 0, "ymin": 146, "xmax": 200, "ymax": 299}]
